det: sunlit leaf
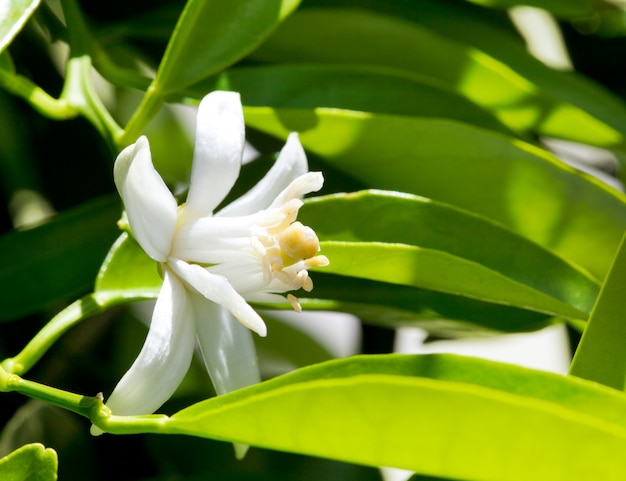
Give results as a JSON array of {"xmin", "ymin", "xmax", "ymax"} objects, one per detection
[
  {"xmin": 319, "ymin": 241, "xmax": 588, "ymax": 320},
  {"xmin": 251, "ymin": 8, "xmax": 625, "ymax": 147},
  {"xmin": 0, "ymin": 0, "xmax": 41, "ymax": 54},
  {"xmin": 154, "ymin": 0, "xmax": 301, "ymax": 93},
  {"xmin": 0, "ymin": 443, "xmax": 57, "ymax": 481},
  {"xmin": 570, "ymin": 231, "xmax": 626, "ymax": 390},
  {"xmin": 154, "ymin": 354, "xmax": 626, "ymax": 480},
  {"xmin": 94, "ymin": 233, "xmax": 161, "ymax": 305},
  {"xmin": 303, "ymin": 191, "xmax": 599, "ymax": 315},
  {"xmin": 375, "ymin": 0, "xmax": 626, "ymax": 144},
  {"xmin": 244, "ymin": 107, "xmax": 626, "ymax": 280}
]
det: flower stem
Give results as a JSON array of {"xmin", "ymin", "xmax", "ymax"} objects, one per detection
[
  {"xmin": 116, "ymin": 83, "xmax": 165, "ymax": 148},
  {"xmin": 0, "ymin": 364, "xmax": 167, "ymax": 433},
  {"xmin": 0, "ymin": 365, "xmax": 102, "ymax": 418},
  {"xmin": 58, "ymin": 0, "xmax": 123, "ymax": 149},
  {"xmin": 60, "ymin": 54, "xmax": 124, "ymax": 148},
  {"xmin": 1, "ymin": 294, "xmax": 104, "ymax": 376},
  {"xmin": 0, "ymin": 68, "xmax": 78, "ymax": 120}
]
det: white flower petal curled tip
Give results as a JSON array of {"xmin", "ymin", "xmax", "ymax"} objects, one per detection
[
  {"xmin": 104, "ymin": 90, "xmax": 328, "ymax": 418},
  {"xmin": 114, "ymin": 136, "xmax": 178, "ymax": 262}
]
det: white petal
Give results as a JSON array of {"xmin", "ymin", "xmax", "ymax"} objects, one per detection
[
  {"xmin": 193, "ymin": 301, "xmax": 260, "ymax": 460},
  {"xmin": 105, "ymin": 269, "xmax": 196, "ymax": 415},
  {"xmin": 169, "ymin": 258, "xmax": 267, "ymax": 336},
  {"xmin": 170, "ymin": 215, "xmax": 256, "ymax": 263},
  {"xmin": 218, "ymin": 133, "xmax": 308, "ymax": 217},
  {"xmin": 183, "ymin": 92, "xmax": 245, "ymax": 221},
  {"xmin": 193, "ymin": 300, "xmax": 261, "ymax": 396},
  {"xmin": 114, "ymin": 136, "xmax": 178, "ymax": 262},
  {"xmin": 269, "ymin": 171, "xmax": 324, "ymax": 209}
]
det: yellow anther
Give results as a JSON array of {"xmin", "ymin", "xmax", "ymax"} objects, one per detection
[
  {"xmin": 278, "ymin": 222, "xmax": 320, "ymax": 261},
  {"xmin": 287, "ymin": 294, "xmax": 302, "ymax": 312}
]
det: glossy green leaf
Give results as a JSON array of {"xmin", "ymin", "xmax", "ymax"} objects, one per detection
[
  {"xmin": 0, "ymin": 443, "xmax": 57, "ymax": 481},
  {"xmin": 94, "ymin": 232, "xmax": 161, "ymax": 305},
  {"xmin": 154, "ymin": 0, "xmax": 301, "ymax": 93},
  {"xmin": 570, "ymin": 230, "xmax": 626, "ymax": 390},
  {"xmin": 0, "ymin": 0, "xmax": 41, "ymax": 54},
  {"xmin": 159, "ymin": 354, "xmax": 626, "ymax": 480},
  {"xmin": 319, "ymin": 241, "xmax": 587, "ymax": 320},
  {"xmin": 183, "ymin": 64, "xmax": 512, "ymax": 135},
  {"xmin": 0, "ymin": 196, "xmax": 120, "ymax": 321},
  {"xmin": 300, "ymin": 272, "xmax": 552, "ymax": 335},
  {"xmin": 251, "ymin": 8, "xmax": 625, "ymax": 147},
  {"xmin": 302, "ymin": 191, "xmax": 599, "ymax": 315},
  {"xmin": 244, "ymin": 107, "xmax": 626, "ymax": 280},
  {"xmin": 370, "ymin": 0, "xmax": 626, "ymax": 142}
]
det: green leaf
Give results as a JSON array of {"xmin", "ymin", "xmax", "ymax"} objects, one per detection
[
  {"xmin": 300, "ymin": 272, "xmax": 553, "ymax": 335},
  {"xmin": 182, "ymin": 64, "xmax": 512, "ymax": 135},
  {"xmin": 154, "ymin": 0, "xmax": 301, "ymax": 93},
  {"xmin": 94, "ymin": 233, "xmax": 161, "ymax": 305},
  {"xmin": 161, "ymin": 354, "xmax": 626, "ymax": 480},
  {"xmin": 0, "ymin": 0, "xmax": 41, "ymax": 54},
  {"xmin": 244, "ymin": 107, "xmax": 626, "ymax": 280},
  {"xmin": 251, "ymin": 8, "xmax": 625, "ymax": 147},
  {"xmin": 570, "ymin": 230, "xmax": 626, "ymax": 390},
  {"xmin": 319, "ymin": 240, "xmax": 588, "ymax": 320},
  {"xmin": 377, "ymin": 0, "xmax": 626, "ymax": 142},
  {"xmin": 0, "ymin": 443, "xmax": 57, "ymax": 481},
  {"xmin": 302, "ymin": 191, "xmax": 599, "ymax": 316},
  {"xmin": 0, "ymin": 196, "xmax": 120, "ymax": 321}
]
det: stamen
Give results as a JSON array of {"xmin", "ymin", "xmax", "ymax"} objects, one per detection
[
  {"xmin": 287, "ymin": 294, "xmax": 302, "ymax": 312},
  {"xmin": 305, "ymin": 255, "xmax": 330, "ymax": 268}
]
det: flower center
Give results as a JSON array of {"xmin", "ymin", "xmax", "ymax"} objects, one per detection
[{"xmin": 278, "ymin": 221, "xmax": 320, "ymax": 265}]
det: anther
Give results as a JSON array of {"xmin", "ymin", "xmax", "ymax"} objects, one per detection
[
  {"xmin": 287, "ymin": 294, "xmax": 302, "ymax": 312},
  {"xmin": 278, "ymin": 222, "xmax": 320, "ymax": 261}
]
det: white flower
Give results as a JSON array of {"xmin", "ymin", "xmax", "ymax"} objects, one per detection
[{"xmin": 103, "ymin": 91, "xmax": 328, "ymax": 420}]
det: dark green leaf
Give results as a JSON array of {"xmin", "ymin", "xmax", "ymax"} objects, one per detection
[
  {"xmin": 0, "ymin": 196, "xmax": 120, "ymax": 321},
  {"xmin": 182, "ymin": 64, "xmax": 512, "ymax": 135}
]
